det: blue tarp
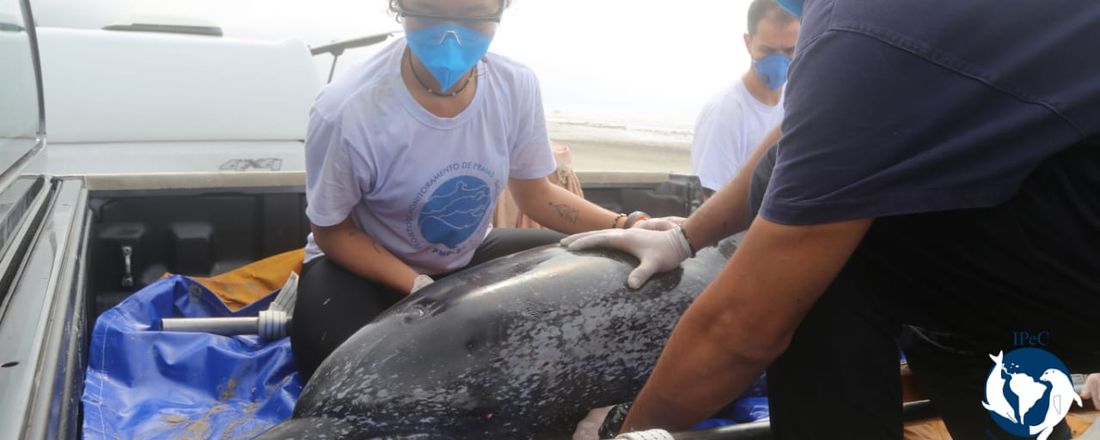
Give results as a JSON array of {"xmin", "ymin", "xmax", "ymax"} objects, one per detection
[
  {"xmin": 81, "ymin": 274, "xmax": 769, "ymax": 438},
  {"xmin": 82, "ymin": 275, "xmax": 301, "ymax": 440},
  {"xmin": 691, "ymin": 373, "xmax": 770, "ymax": 429}
]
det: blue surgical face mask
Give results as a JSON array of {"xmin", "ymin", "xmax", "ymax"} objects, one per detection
[
  {"xmin": 405, "ymin": 23, "xmax": 494, "ymax": 91},
  {"xmin": 776, "ymin": 0, "xmax": 804, "ymax": 17},
  {"xmin": 753, "ymin": 53, "xmax": 791, "ymax": 91}
]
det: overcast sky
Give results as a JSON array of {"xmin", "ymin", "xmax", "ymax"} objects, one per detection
[{"xmin": 30, "ymin": 0, "xmax": 754, "ymax": 126}]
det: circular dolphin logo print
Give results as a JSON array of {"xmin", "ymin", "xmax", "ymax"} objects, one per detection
[
  {"xmin": 418, "ymin": 176, "xmax": 491, "ymax": 249},
  {"xmin": 982, "ymin": 348, "xmax": 1080, "ymax": 440}
]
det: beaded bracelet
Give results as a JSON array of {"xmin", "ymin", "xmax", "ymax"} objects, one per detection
[{"xmin": 611, "ymin": 213, "xmax": 627, "ymax": 229}]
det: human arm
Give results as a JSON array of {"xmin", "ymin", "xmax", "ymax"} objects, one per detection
[
  {"xmin": 619, "ymin": 216, "xmax": 872, "ymax": 431},
  {"xmin": 302, "ymin": 109, "xmax": 427, "ymax": 292},
  {"xmin": 508, "ymin": 176, "xmax": 627, "ymax": 234},
  {"xmin": 562, "ymin": 126, "xmax": 782, "ymax": 287},
  {"xmin": 1081, "ymin": 374, "xmax": 1100, "ymax": 409},
  {"xmin": 311, "ymin": 215, "xmax": 421, "ymax": 294},
  {"xmin": 633, "ymin": 124, "xmax": 781, "ymax": 233},
  {"xmin": 680, "ymin": 125, "xmax": 782, "ymax": 247}
]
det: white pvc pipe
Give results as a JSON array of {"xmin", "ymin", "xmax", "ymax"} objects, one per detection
[
  {"xmin": 161, "ymin": 317, "xmax": 257, "ymax": 335},
  {"xmin": 160, "ymin": 310, "xmax": 289, "ymax": 340}
]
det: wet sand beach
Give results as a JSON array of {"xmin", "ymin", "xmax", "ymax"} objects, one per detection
[{"xmin": 547, "ymin": 116, "xmax": 693, "ymax": 174}]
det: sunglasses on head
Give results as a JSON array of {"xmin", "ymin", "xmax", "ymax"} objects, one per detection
[{"xmin": 396, "ymin": 0, "xmax": 505, "ymax": 25}]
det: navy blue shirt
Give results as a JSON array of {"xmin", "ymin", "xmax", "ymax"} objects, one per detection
[{"xmin": 761, "ymin": 0, "xmax": 1100, "ymax": 225}]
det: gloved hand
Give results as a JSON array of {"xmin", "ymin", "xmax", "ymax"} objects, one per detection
[
  {"xmin": 561, "ymin": 227, "xmax": 692, "ymax": 289},
  {"xmin": 632, "ymin": 216, "xmax": 686, "ymax": 231},
  {"xmin": 1081, "ymin": 373, "xmax": 1100, "ymax": 409},
  {"xmin": 410, "ymin": 274, "xmax": 434, "ymax": 293},
  {"xmin": 615, "ymin": 430, "xmax": 674, "ymax": 440}
]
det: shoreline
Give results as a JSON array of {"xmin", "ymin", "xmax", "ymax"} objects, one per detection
[{"xmin": 547, "ymin": 115, "xmax": 693, "ymax": 173}]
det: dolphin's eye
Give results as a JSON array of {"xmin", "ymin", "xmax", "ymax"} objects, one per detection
[{"xmin": 402, "ymin": 305, "xmax": 428, "ymax": 323}]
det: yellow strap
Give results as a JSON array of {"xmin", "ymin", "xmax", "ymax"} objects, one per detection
[{"xmin": 187, "ymin": 248, "xmax": 305, "ymax": 312}]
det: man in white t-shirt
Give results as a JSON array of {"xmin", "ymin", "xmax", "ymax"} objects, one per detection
[{"xmin": 690, "ymin": 0, "xmax": 799, "ymax": 194}]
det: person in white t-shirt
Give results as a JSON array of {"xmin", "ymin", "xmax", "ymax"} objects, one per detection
[
  {"xmin": 690, "ymin": 0, "xmax": 799, "ymax": 195},
  {"xmin": 292, "ymin": 0, "xmax": 650, "ymax": 380}
]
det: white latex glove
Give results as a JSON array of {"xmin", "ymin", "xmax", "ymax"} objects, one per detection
[
  {"xmin": 615, "ymin": 430, "xmax": 675, "ymax": 440},
  {"xmin": 1082, "ymin": 373, "xmax": 1100, "ymax": 409},
  {"xmin": 632, "ymin": 216, "xmax": 686, "ymax": 231},
  {"xmin": 561, "ymin": 227, "xmax": 692, "ymax": 289},
  {"xmin": 410, "ymin": 274, "xmax": 434, "ymax": 293},
  {"xmin": 571, "ymin": 406, "xmax": 614, "ymax": 440}
]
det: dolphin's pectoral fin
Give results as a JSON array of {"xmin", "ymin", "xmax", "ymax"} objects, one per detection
[{"xmin": 1054, "ymin": 395, "xmax": 1062, "ymax": 415}]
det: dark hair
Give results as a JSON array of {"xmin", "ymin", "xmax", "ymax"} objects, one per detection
[
  {"xmin": 388, "ymin": 0, "xmax": 512, "ymax": 15},
  {"xmin": 747, "ymin": 0, "xmax": 795, "ymax": 35}
]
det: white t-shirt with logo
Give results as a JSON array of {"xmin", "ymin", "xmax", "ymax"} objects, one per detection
[
  {"xmin": 303, "ymin": 38, "xmax": 556, "ymax": 274},
  {"xmin": 690, "ymin": 79, "xmax": 784, "ymax": 192}
]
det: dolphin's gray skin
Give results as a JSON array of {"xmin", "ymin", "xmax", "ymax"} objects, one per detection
[{"xmin": 259, "ymin": 240, "xmax": 736, "ymax": 439}]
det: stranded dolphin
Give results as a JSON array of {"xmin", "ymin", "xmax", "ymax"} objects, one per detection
[{"xmin": 258, "ymin": 240, "xmax": 736, "ymax": 439}]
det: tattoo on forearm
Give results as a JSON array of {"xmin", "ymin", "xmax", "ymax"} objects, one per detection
[
  {"xmin": 549, "ymin": 202, "xmax": 579, "ymax": 224},
  {"xmin": 343, "ymin": 228, "xmax": 384, "ymax": 255}
]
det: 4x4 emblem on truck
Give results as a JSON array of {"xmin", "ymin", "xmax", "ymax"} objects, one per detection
[{"xmin": 219, "ymin": 158, "xmax": 283, "ymax": 171}]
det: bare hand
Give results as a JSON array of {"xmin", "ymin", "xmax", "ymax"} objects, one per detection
[{"xmin": 1082, "ymin": 373, "xmax": 1100, "ymax": 409}]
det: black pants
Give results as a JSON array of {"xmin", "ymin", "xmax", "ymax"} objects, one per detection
[
  {"xmin": 751, "ymin": 143, "xmax": 1100, "ymax": 440},
  {"xmin": 291, "ymin": 228, "xmax": 564, "ymax": 382}
]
